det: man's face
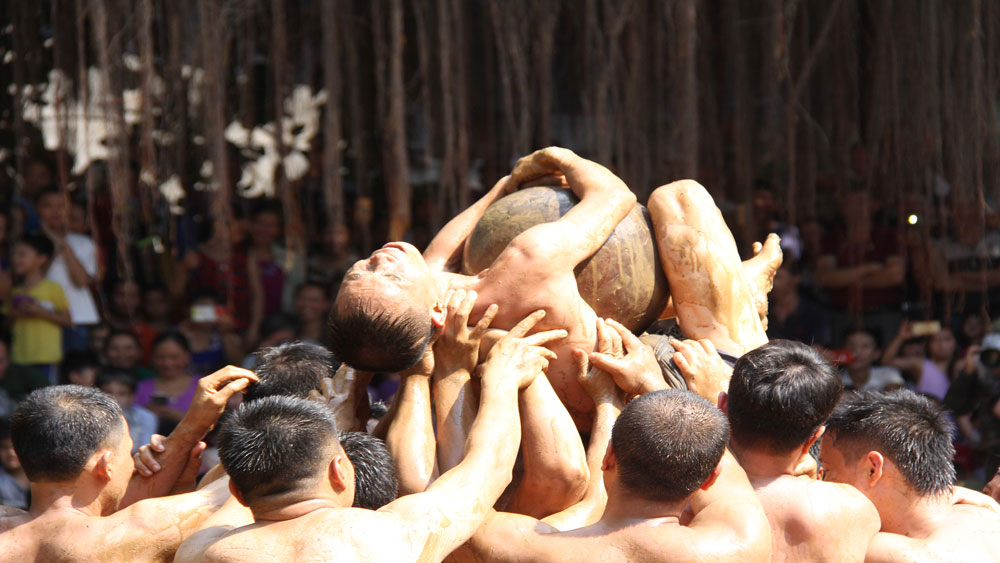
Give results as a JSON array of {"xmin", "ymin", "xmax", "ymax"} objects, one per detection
[
  {"xmin": 112, "ymin": 282, "xmax": 141, "ymax": 317},
  {"xmin": 338, "ymin": 242, "xmax": 439, "ymax": 310},
  {"xmin": 36, "ymin": 193, "xmax": 67, "ymax": 231},
  {"xmin": 295, "ymin": 286, "xmax": 330, "ymax": 323},
  {"xmin": 846, "ymin": 332, "xmax": 878, "ymax": 368},
  {"xmin": 107, "ymin": 335, "xmax": 141, "ymax": 369},
  {"xmin": 106, "ymin": 419, "xmax": 135, "ymax": 503},
  {"xmin": 819, "ymin": 434, "xmax": 870, "ymax": 495},
  {"xmin": 0, "ymin": 437, "xmax": 20, "ymax": 472}
]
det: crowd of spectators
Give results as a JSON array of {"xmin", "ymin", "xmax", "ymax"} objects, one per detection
[{"xmin": 0, "ymin": 149, "xmax": 999, "ymax": 511}]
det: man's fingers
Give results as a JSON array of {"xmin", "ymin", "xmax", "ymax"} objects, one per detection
[
  {"xmin": 573, "ymin": 349, "xmax": 589, "ymax": 378},
  {"xmin": 212, "ymin": 377, "xmax": 253, "ymax": 403},
  {"xmin": 606, "ymin": 318, "xmax": 644, "ymax": 353},
  {"xmin": 697, "ymin": 338, "xmax": 717, "ymax": 358},
  {"xmin": 447, "ymin": 289, "xmax": 465, "ymax": 315},
  {"xmin": 472, "ymin": 303, "xmax": 499, "ymax": 338},
  {"xmin": 509, "ymin": 309, "xmax": 546, "ymax": 338},
  {"xmin": 595, "ymin": 318, "xmax": 613, "ymax": 354},
  {"xmin": 308, "ymin": 389, "xmax": 323, "ymax": 402},
  {"xmin": 458, "ymin": 289, "xmax": 478, "ymax": 325},
  {"xmin": 205, "ymin": 366, "xmax": 259, "ymax": 390},
  {"xmin": 523, "ymin": 329, "xmax": 568, "ymax": 347},
  {"xmin": 322, "ymin": 377, "xmax": 337, "ymax": 398},
  {"xmin": 605, "ymin": 319, "xmax": 623, "ymax": 356},
  {"xmin": 150, "ymin": 433, "xmax": 167, "ymax": 452},
  {"xmin": 532, "ymin": 346, "xmax": 558, "ymax": 361},
  {"xmin": 588, "ymin": 352, "xmax": 625, "ymax": 376},
  {"xmin": 137, "ymin": 445, "xmax": 161, "ymax": 474}
]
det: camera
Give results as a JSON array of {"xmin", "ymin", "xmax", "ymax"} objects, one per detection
[{"xmin": 982, "ymin": 348, "xmax": 1000, "ymax": 369}]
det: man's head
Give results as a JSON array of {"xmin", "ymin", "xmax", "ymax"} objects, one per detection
[
  {"xmin": 97, "ymin": 368, "xmax": 139, "ymax": 410},
  {"xmin": 104, "ymin": 329, "xmax": 142, "ymax": 370},
  {"xmin": 294, "ymin": 282, "xmax": 331, "ymax": 325},
  {"xmin": 726, "ymin": 340, "xmax": 842, "ymax": 455},
  {"xmin": 11, "ymin": 386, "xmax": 132, "ymax": 505},
  {"xmin": 12, "ymin": 233, "xmax": 54, "ymax": 277},
  {"xmin": 338, "ymin": 431, "xmax": 398, "ymax": 509},
  {"xmin": 329, "ymin": 242, "xmax": 444, "ymax": 373},
  {"xmin": 821, "ymin": 390, "xmax": 955, "ymax": 505},
  {"xmin": 244, "ymin": 341, "xmax": 334, "ymax": 403},
  {"xmin": 218, "ymin": 396, "xmax": 353, "ymax": 507},
  {"xmin": 35, "ymin": 186, "xmax": 67, "ymax": 232},
  {"xmin": 59, "ymin": 350, "xmax": 102, "ymax": 387},
  {"xmin": 609, "ymin": 390, "xmax": 729, "ymax": 503},
  {"xmin": 845, "ymin": 327, "xmax": 882, "ymax": 369}
]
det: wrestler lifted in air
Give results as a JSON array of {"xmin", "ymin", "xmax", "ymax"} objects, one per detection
[{"xmin": 329, "ymin": 147, "xmax": 783, "ymax": 427}]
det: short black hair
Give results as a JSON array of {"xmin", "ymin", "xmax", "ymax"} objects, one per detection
[
  {"xmin": 244, "ymin": 341, "xmax": 333, "ymax": 403},
  {"xmin": 218, "ymin": 396, "xmax": 339, "ymax": 503},
  {"xmin": 844, "ymin": 326, "xmax": 882, "ymax": 350},
  {"xmin": 328, "ymin": 298, "xmax": 432, "ymax": 373},
  {"xmin": 826, "ymin": 390, "xmax": 956, "ymax": 496},
  {"xmin": 259, "ymin": 313, "xmax": 299, "ymax": 341},
  {"xmin": 11, "ymin": 386, "xmax": 124, "ymax": 482},
  {"xmin": 96, "ymin": 368, "xmax": 138, "ymax": 394},
  {"xmin": 728, "ymin": 340, "xmax": 843, "ymax": 454},
  {"xmin": 338, "ymin": 431, "xmax": 398, "ymax": 509},
  {"xmin": 151, "ymin": 330, "xmax": 191, "ymax": 353},
  {"xmin": 17, "ymin": 233, "xmax": 55, "ymax": 259},
  {"xmin": 58, "ymin": 350, "xmax": 102, "ymax": 385},
  {"xmin": 611, "ymin": 390, "xmax": 729, "ymax": 502},
  {"xmin": 104, "ymin": 328, "xmax": 141, "ymax": 350}
]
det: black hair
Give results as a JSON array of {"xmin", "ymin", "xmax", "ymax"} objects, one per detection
[
  {"xmin": 843, "ymin": 326, "xmax": 883, "ymax": 351},
  {"xmin": 16, "ymin": 232, "xmax": 55, "ymax": 259},
  {"xmin": 96, "ymin": 368, "xmax": 139, "ymax": 394},
  {"xmin": 244, "ymin": 341, "xmax": 334, "ymax": 403},
  {"xmin": 34, "ymin": 184, "xmax": 63, "ymax": 205},
  {"xmin": 295, "ymin": 280, "xmax": 331, "ymax": 299},
  {"xmin": 58, "ymin": 350, "xmax": 102, "ymax": 385},
  {"xmin": 258, "ymin": 313, "xmax": 300, "ymax": 341},
  {"xmin": 11, "ymin": 385, "xmax": 124, "ymax": 482},
  {"xmin": 104, "ymin": 328, "xmax": 141, "ymax": 350},
  {"xmin": 338, "ymin": 431, "xmax": 398, "ymax": 509},
  {"xmin": 611, "ymin": 390, "xmax": 729, "ymax": 503},
  {"xmin": 826, "ymin": 389, "xmax": 956, "ymax": 496},
  {"xmin": 0, "ymin": 417, "xmax": 10, "ymax": 441},
  {"xmin": 152, "ymin": 330, "xmax": 191, "ymax": 353},
  {"xmin": 328, "ymin": 298, "xmax": 433, "ymax": 373},
  {"xmin": 728, "ymin": 340, "xmax": 843, "ymax": 454},
  {"xmin": 218, "ymin": 395, "xmax": 339, "ymax": 502}
]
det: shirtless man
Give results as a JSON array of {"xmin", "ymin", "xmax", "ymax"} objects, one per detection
[
  {"xmin": 719, "ymin": 339, "xmax": 880, "ymax": 561},
  {"xmin": 329, "ymin": 147, "xmax": 780, "ymax": 428},
  {"xmin": 175, "ymin": 310, "xmax": 565, "ymax": 562},
  {"xmin": 821, "ymin": 389, "xmax": 1000, "ymax": 561},
  {"xmin": 0, "ymin": 366, "xmax": 257, "ymax": 562},
  {"xmin": 464, "ymin": 384, "xmax": 771, "ymax": 562}
]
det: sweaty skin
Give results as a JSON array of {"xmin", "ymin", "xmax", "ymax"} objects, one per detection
[{"xmin": 337, "ymin": 148, "xmax": 780, "ymax": 428}]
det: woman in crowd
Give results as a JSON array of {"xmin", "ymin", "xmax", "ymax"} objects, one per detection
[
  {"xmin": 882, "ymin": 320, "xmax": 957, "ymax": 401},
  {"xmin": 134, "ymin": 331, "xmax": 200, "ymax": 434},
  {"xmin": 178, "ymin": 293, "xmax": 244, "ymax": 375}
]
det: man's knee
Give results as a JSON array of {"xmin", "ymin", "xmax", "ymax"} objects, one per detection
[{"xmin": 648, "ymin": 180, "xmax": 715, "ymax": 219}]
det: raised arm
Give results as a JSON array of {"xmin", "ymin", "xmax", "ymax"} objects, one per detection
[
  {"xmin": 504, "ymin": 148, "xmax": 637, "ymax": 272},
  {"xmin": 121, "ymin": 366, "xmax": 258, "ymax": 506},
  {"xmin": 881, "ymin": 321, "xmax": 925, "ymax": 379},
  {"xmin": 385, "ymin": 347, "xmax": 439, "ymax": 495},
  {"xmin": 423, "ymin": 176, "xmax": 512, "ymax": 272},
  {"xmin": 379, "ymin": 310, "xmax": 565, "ymax": 562}
]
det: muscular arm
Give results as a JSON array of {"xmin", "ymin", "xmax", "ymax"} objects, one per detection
[
  {"xmin": 386, "ymin": 355, "xmax": 438, "ymax": 495},
  {"xmin": 510, "ymin": 374, "xmax": 589, "ymax": 518},
  {"xmin": 423, "ymin": 176, "xmax": 511, "ymax": 272}
]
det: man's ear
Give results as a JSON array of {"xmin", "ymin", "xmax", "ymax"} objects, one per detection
[
  {"xmin": 802, "ymin": 425, "xmax": 825, "ymax": 454},
  {"xmin": 699, "ymin": 462, "xmax": 722, "ymax": 491},
  {"xmin": 229, "ymin": 480, "xmax": 248, "ymax": 507},
  {"xmin": 865, "ymin": 451, "xmax": 885, "ymax": 488},
  {"xmin": 92, "ymin": 450, "xmax": 112, "ymax": 483},
  {"xmin": 717, "ymin": 391, "xmax": 729, "ymax": 415},
  {"xmin": 430, "ymin": 300, "xmax": 447, "ymax": 330},
  {"xmin": 329, "ymin": 454, "xmax": 351, "ymax": 492},
  {"xmin": 601, "ymin": 444, "xmax": 616, "ymax": 472}
]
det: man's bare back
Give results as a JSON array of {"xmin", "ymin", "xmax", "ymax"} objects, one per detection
[{"xmin": 865, "ymin": 504, "xmax": 1000, "ymax": 562}]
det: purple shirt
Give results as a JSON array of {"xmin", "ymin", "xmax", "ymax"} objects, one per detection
[{"xmin": 134, "ymin": 375, "xmax": 200, "ymax": 415}]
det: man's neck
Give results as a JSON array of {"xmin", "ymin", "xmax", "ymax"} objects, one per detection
[
  {"xmin": 729, "ymin": 439, "xmax": 803, "ymax": 483},
  {"xmin": 877, "ymin": 488, "xmax": 951, "ymax": 537},
  {"xmin": 599, "ymin": 489, "xmax": 686, "ymax": 528},
  {"xmin": 250, "ymin": 492, "xmax": 346, "ymax": 522},
  {"xmin": 29, "ymin": 481, "xmax": 108, "ymax": 518}
]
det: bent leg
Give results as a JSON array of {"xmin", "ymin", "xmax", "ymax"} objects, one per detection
[{"xmin": 647, "ymin": 180, "xmax": 769, "ymax": 355}]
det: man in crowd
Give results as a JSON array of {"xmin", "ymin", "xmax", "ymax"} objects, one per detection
[
  {"xmin": 0, "ymin": 367, "xmax": 257, "ymax": 561},
  {"xmin": 724, "ymin": 339, "xmax": 880, "ymax": 561},
  {"xmin": 822, "ymin": 390, "xmax": 1000, "ymax": 561},
  {"xmin": 175, "ymin": 310, "xmax": 564, "ymax": 562}
]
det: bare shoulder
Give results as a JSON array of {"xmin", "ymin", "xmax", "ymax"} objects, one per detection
[{"xmin": 610, "ymin": 515, "xmax": 769, "ymax": 563}]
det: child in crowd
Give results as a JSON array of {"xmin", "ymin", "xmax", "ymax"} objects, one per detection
[
  {"xmin": 4, "ymin": 234, "xmax": 70, "ymax": 382},
  {"xmin": 0, "ymin": 418, "xmax": 29, "ymax": 509},
  {"xmin": 57, "ymin": 350, "xmax": 101, "ymax": 387},
  {"xmin": 104, "ymin": 329, "xmax": 157, "ymax": 380},
  {"xmin": 97, "ymin": 369, "xmax": 157, "ymax": 454}
]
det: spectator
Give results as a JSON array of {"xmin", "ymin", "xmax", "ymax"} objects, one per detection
[
  {"xmin": 816, "ymin": 188, "xmax": 906, "ymax": 347},
  {"xmin": 0, "ymin": 337, "xmax": 48, "ymax": 406},
  {"xmin": 0, "ymin": 418, "xmax": 28, "ymax": 509},
  {"xmin": 881, "ymin": 321, "xmax": 956, "ymax": 401},
  {"xmin": 246, "ymin": 200, "xmax": 306, "ymax": 339},
  {"xmin": 104, "ymin": 278, "xmax": 143, "ymax": 331},
  {"xmin": 57, "ymin": 350, "xmax": 100, "ymax": 387},
  {"xmin": 840, "ymin": 327, "xmax": 905, "ymax": 392},
  {"xmin": 944, "ymin": 332, "xmax": 1000, "ymax": 479},
  {"xmin": 5, "ymin": 234, "xmax": 70, "ymax": 381},
  {"xmin": 97, "ymin": 368, "xmax": 157, "ymax": 455},
  {"xmin": 135, "ymin": 331, "xmax": 200, "ymax": 434},
  {"xmin": 133, "ymin": 284, "xmax": 173, "ymax": 364},
  {"xmin": 240, "ymin": 313, "xmax": 298, "ymax": 370},
  {"xmin": 104, "ymin": 329, "xmax": 156, "ymax": 380},
  {"xmin": 928, "ymin": 196, "xmax": 1000, "ymax": 317},
  {"xmin": 766, "ymin": 259, "xmax": 831, "ymax": 347},
  {"xmin": 293, "ymin": 281, "xmax": 330, "ymax": 344},
  {"xmin": 308, "ymin": 223, "xmax": 359, "ymax": 287},
  {"xmin": 35, "ymin": 186, "xmax": 101, "ymax": 352},
  {"xmin": 178, "ymin": 292, "xmax": 244, "ymax": 375}
]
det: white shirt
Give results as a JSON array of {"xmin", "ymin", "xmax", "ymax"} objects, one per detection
[
  {"xmin": 841, "ymin": 366, "xmax": 905, "ymax": 392},
  {"xmin": 46, "ymin": 233, "xmax": 100, "ymax": 325}
]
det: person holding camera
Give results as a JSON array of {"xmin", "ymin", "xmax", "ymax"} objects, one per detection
[{"xmin": 944, "ymin": 332, "xmax": 1000, "ymax": 479}]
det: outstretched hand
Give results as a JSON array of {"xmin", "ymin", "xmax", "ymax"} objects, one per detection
[
  {"xmin": 434, "ymin": 289, "xmax": 499, "ymax": 377},
  {"xmin": 478, "ymin": 310, "xmax": 566, "ymax": 389},
  {"xmin": 183, "ymin": 366, "xmax": 259, "ymax": 432},
  {"xmin": 670, "ymin": 337, "xmax": 732, "ymax": 405},
  {"xmin": 308, "ymin": 364, "xmax": 370, "ymax": 432},
  {"xmin": 588, "ymin": 318, "xmax": 665, "ymax": 397},
  {"xmin": 506, "ymin": 147, "xmax": 574, "ymax": 193}
]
